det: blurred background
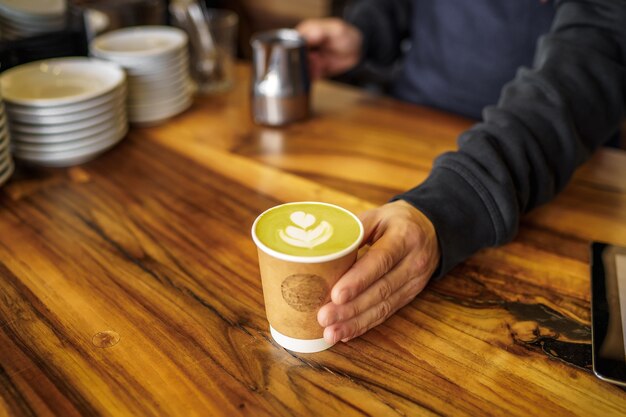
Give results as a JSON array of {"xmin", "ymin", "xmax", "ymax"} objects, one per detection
[
  {"xmin": 69, "ymin": 0, "xmax": 349, "ymax": 58},
  {"xmin": 0, "ymin": 0, "xmax": 623, "ymax": 147}
]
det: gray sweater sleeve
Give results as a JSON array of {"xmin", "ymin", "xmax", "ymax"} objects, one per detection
[{"xmin": 386, "ymin": 0, "xmax": 626, "ymax": 277}]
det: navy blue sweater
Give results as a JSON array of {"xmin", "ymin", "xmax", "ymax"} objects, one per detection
[
  {"xmin": 346, "ymin": 0, "xmax": 626, "ymax": 276},
  {"xmin": 351, "ymin": 0, "xmax": 556, "ymax": 119}
]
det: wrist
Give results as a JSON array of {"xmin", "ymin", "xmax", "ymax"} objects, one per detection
[{"xmin": 390, "ymin": 199, "xmax": 443, "ymax": 279}]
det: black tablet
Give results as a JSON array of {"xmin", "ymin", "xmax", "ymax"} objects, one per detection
[{"xmin": 591, "ymin": 242, "xmax": 626, "ymax": 387}]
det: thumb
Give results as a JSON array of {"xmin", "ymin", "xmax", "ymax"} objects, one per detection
[{"xmin": 357, "ymin": 209, "xmax": 379, "ymax": 248}]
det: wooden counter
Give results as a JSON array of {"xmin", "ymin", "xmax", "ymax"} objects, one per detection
[{"xmin": 1, "ymin": 65, "xmax": 625, "ymax": 416}]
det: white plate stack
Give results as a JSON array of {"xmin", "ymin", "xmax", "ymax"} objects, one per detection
[
  {"xmin": 0, "ymin": 57, "xmax": 128, "ymax": 167},
  {"xmin": 0, "ymin": 0, "xmax": 67, "ymax": 41},
  {"xmin": 90, "ymin": 26, "xmax": 194, "ymax": 125},
  {"xmin": 0, "ymin": 93, "xmax": 14, "ymax": 186}
]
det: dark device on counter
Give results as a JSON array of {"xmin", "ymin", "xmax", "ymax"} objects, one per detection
[{"xmin": 591, "ymin": 242, "xmax": 626, "ymax": 387}]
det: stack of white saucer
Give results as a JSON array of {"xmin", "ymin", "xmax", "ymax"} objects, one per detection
[
  {"xmin": 0, "ymin": 57, "xmax": 128, "ymax": 167},
  {"xmin": 90, "ymin": 26, "xmax": 194, "ymax": 125},
  {"xmin": 0, "ymin": 93, "xmax": 13, "ymax": 186},
  {"xmin": 0, "ymin": 0, "xmax": 66, "ymax": 41}
]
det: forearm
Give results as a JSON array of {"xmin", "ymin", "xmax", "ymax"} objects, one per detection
[
  {"xmin": 396, "ymin": 0, "xmax": 626, "ymax": 276},
  {"xmin": 344, "ymin": 0, "xmax": 412, "ymax": 66}
]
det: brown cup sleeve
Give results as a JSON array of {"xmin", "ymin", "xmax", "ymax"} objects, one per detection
[{"xmin": 257, "ymin": 248, "xmax": 357, "ymax": 339}]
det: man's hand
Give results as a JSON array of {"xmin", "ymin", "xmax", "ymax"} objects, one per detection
[
  {"xmin": 318, "ymin": 200, "xmax": 440, "ymax": 344},
  {"xmin": 296, "ymin": 18, "xmax": 363, "ymax": 79}
]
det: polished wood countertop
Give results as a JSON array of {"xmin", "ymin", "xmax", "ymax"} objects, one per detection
[{"xmin": 1, "ymin": 64, "xmax": 625, "ymax": 416}]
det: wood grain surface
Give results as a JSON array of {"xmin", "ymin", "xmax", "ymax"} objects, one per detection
[{"xmin": 0, "ymin": 64, "xmax": 625, "ymax": 417}]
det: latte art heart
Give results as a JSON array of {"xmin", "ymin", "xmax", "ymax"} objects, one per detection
[
  {"xmin": 290, "ymin": 211, "xmax": 316, "ymax": 229},
  {"xmin": 279, "ymin": 211, "xmax": 334, "ymax": 248}
]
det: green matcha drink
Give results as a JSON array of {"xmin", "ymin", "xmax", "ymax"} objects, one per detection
[
  {"xmin": 254, "ymin": 202, "xmax": 362, "ymax": 261},
  {"xmin": 251, "ymin": 202, "xmax": 364, "ymax": 353}
]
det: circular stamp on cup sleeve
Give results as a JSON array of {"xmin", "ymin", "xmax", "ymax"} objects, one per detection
[{"xmin": 281, "ymin": 274, "xmax": 328, "ymax": 312}]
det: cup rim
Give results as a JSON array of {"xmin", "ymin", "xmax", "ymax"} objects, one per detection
[
  {"xmin": 250, "ymin": 28, "xmax": 306, "ymax": 49},
  {"xmin": 90, "ymin": 26, "xmax": 187, "ymax": 59},
  {"xmin": 251, "ymin": 201, "xmax": 364, "ymax": 264},
  {"xmin": 0, "ymin": 57, "xmax": 126, "ymax": 107}
]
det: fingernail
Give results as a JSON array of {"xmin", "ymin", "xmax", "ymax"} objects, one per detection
[
  {"xmin": 323, "ymin": 327, "xmax": 335, "ymax": 344},
  {"xmin": 337, "ymin": 289, "xmax": 352, "ymax": 304},
  {"xmin": 323, "ymin": 313, "xmax": 338, "ymax": 327},
  {"xmin": 332, "ymin": 330, "xmax": 344, "ymax": 344}
]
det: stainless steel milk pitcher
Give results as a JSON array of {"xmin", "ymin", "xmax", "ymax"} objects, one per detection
[{"xmin": 250, "ymin": 29, "xmax": 310, "ymax": 126}]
